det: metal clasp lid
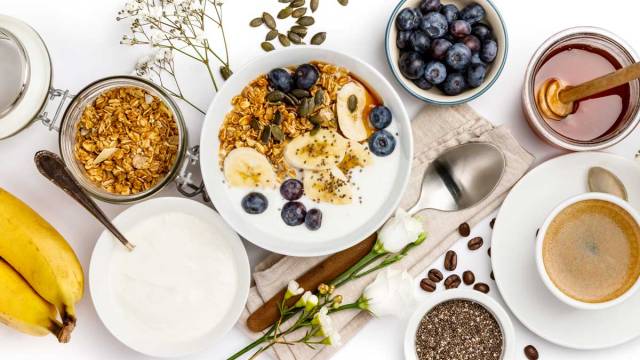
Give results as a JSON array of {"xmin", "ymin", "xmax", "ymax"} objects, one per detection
[
  {"xmin": 37, "ymin": 87, "xmax": 74, "ymax": 132},
  {"xmin": 176, "ymin": 145, "xmax": 210, "ymax": 202}
]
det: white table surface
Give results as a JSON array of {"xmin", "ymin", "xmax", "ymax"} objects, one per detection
[{"xmin": 2, "ymin": 0, "xmax": 640, "ymax": 359}]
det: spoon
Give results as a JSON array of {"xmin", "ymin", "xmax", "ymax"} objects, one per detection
[
  {"xmin": 588, "ymin": 166, "xmax": 628, "ymax": 201},
  {"xmin": 34, "ymin": 151, "xmax": 135, "ymax": 251},
  {"xmin": 246, "ymin": 142, "xmax": 506, "ymax": 332},
  {"xmin": 537, "ymin": 62, "xmax": 640, "ymax": 120}
]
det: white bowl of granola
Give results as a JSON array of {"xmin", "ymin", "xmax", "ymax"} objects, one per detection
[{"xmin": 200, "ymin": 47, "xmax": 412, "ymax": 256}]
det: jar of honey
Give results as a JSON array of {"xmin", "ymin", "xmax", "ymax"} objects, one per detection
[{"xmin": 522, "ymin": 27, "xmax": 640, "ymax": 151}]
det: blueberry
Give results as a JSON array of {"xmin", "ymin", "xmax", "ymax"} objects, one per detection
[
  {"xmin": 280, "ymin": 179, "xmax": 304, "ymax": 200},
  {"xmin": 294, "ymin": 64, "xmax": 319, "ymax": 90},
  {"xmin": 430, "ymin": 38, "xmax": 452, "ymax": 60},
  {"xmin": 268, "ymin": 68, "xmax": 294, "ymax": 93},
  {"xmin": 419, "ymin": 12, "xmax": 448, "ymax": 39},
  {"xmin": 460, "ymin": 3, "xmax": 486, "ymax": 25},
  {"xmin": 449, "ymin": 20, "xmax": 471, "ymax": 39},
  {"xmin": 396, "ymin": 8, "xmax": 421, "ymax": 31},
  {"xmin": 472, "ymin": 24, "xmax": 493, "ymax": 41},
  {"xmin": 369, "ymin": 130, "xmax": 396, "ymax": 157},
  {"xmin": 445, "ymin": 43, "xmax": 472, "ymax": 71},
  {"xmin": 480, "ymin": 39, "xmax": 498, "ymax": 63},
  {"xmin": 396, "ymin": 31, "xmax": 412, "ymax": 50},
  {"xmin": 413, "ymin": 77, "xmax": 433, "ymax": 90},
  {"xmin": 281, "ymin": 201, "xmax": 306, "ymax": 226},
  {"xmin": 441, "ymin": 72, "xmax": 467, "ymax": 95},
  {"xmin": 424, "ymin": 61, "xmax": 447, "ymax": 85},
  {"xmin": 470, "ymin": 52, "xmax": 486, "ymax": 66},
  {"xmin": 369, "ymin": 105, "xmax": 393, "ymax": 129},
  {"xmin": 466, "ymin": 63, "xmax": 487, "ymax": 88},
  {"xmin": 304, "ymin": 208, "xmax": 323, "ymax": 230},
  {"xmin": 409, "ymin": 30, "xmax": 431, "ymax": 53},
  {"xmin": 241, "ymin": 192, "xmax": 268, "ymax": 214},
  {"xmin": 398, "ymin": 52, "xmax": 426, "ymax": 80},
  {"xmin": 440, "ymin": 4, "xmax": 459, "ymax": 23},
  {"xmin": 419, "ymin": 0, "xmax": 441, "ymax": 14},
  {"xmin": 462, "ymin": 35, "xmax": 481, "ymax": 53}
]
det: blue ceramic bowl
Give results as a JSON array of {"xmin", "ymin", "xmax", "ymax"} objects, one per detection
[{"xmin": 385, "ymin": 0, "xmax": 508, "ymax": 105}]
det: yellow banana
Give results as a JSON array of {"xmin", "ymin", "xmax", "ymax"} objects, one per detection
[
  {"xmin": 0, "ymin": 188, "xmax": 84, "ymax": 330},
  {"xmin": 0, "ymin": 258, "xmax": 72, "ymax": 342}
]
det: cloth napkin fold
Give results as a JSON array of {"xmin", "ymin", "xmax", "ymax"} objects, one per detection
[{"xmin": 238, "ymin": 104, "xmax": 534, "ymax": 360}]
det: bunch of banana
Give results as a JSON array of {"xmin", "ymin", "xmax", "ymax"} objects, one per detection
[{"xmin": 0, "ymin": 188, "xmax": 84, "ymax": 343}]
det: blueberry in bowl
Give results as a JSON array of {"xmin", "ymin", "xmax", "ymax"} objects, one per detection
[
  {"xmin": 386, "ymin": 0, "xmax": 507, "ymax": 104},
  {"xmin": 369, "ymin": 130, "xmax": 397, "ymax": 157}
]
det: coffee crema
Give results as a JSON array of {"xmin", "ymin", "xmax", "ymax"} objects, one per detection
[{"xmin": 543, "ymin": 199, "xmax": 640, "ymax": 303}]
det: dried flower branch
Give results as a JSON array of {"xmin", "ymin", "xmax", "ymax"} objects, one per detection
[{"xmin": 117, "ymin": 0, "xmax": 232, "ymax": 114}]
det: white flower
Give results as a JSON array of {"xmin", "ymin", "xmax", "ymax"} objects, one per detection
[
  {"xmin": 147, "ymin": 5, "xmax": 163, "ymax": 20},
  {"xmin": 154, "ymin": 48, "xmax": 174, "ymax": 62},
  {"xmin": 321, "ymin": 329, "xmax": 341, "ymax": 346},
  {"xmin": 358, "ymin": 269, "xmax": 415, "ymax": 317},
  {"xmin": 375, "ymin": 208, "xmax": 425, "ymax": 253},
  {"xmin": 124, "ymin": 1, "xmax": 141, "ymax": 13},
  {"xmin": 193, "ymin": 27, "xmax": 206, "ymax": 44},
  {"xmin": 295, "ymin": 291, "xmax": 318, "ymax": 311},
  {"xmin": 149, "ymin": 29, "xmax": 165, "ymax": 45},
  {"xmin": 284, "ymin": 280, "xmax": 304, "ymax": 300},
  {"xmin": 312, "ymin": 307, "xmax": 334, "ymax": 337}
]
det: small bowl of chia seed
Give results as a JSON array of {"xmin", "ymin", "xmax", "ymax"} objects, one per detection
[{"xmin": 404, "ymin": 289, "xmax": 515, "ymax": 360}]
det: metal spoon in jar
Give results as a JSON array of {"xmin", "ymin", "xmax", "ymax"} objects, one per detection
[
  {"xmin": 34, "ymin": 150, "xmax": 135, "ymax": 251},
  {"xmin": 588, "ymin": 166, "xmax": 628, "ymax": 201}
]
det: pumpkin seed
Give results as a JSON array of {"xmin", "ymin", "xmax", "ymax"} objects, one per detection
[
  {"xmin": 260, "ymin": 126, "xmax": 272, "ymax": 144},
  {"xmin": 250, "ymin": 117, "xmax": 261, "ymax": 130},
  {"xmin": 337, "ymin": 0, "xmax": 348, "ymax": 5},
  {"xmin": 279, "ymin": 0, "xmax": 293, "ymax": 2},
  {"xmin": 348, "ymin": 94, "xmax": 357, "ymax": 112},
  {"xmin": 266, "ymin": 90, "xmax": 286, "ymax": 102},
  {"xmin": 311, "ymin": 0, "xmax": 319, "ymax": 12},
  {"xmin": 266, "ymin": 29, "xmax": 278, "ymax": 41},
  {"xmin": 296, "ymin": 16, "xmax": 315, "ymax": 26},
  {"xmin": 291, "ymin": 89, "xmax": 311, "ymax": 99},
  {"xmin": 262, "ymin": 12, "xmax": 276, "ymax": 29},
  {"xmin": 273, "ymin": 110, "xmax": 282, "ymax": 125},
  {"xmin": 314, "ymin": 89, "xmax": 325, "ymax": 105},
  {"xmin": 284, "ymin": 93, "xmax": 300, "ymax": 105},
  {"xmin": 249, "ymin": 17, "xmax": 264, "ymax": 27},
  {"xmin": 261, "ymin": 41, "xmax": 275, "ymax": 52},
  {"xmin": 278, "ymin": 33, "xmax": 291, "ymax": 47},
  {"xmin": 288, "ymin": 31, "xmax": 303, "ymax": 44},
  {"xmin": 298, "ymin": 98, "xmax": 315, "ymax": 117},
  {"xmin": 310, "ymin": 125, "xmax": 321, "ymax": 136},
  {"xmin": 277, "ymin": 7, "xmax": 292, "ymax": 19},
  {"xmin": 292, "ymin": 7, "xmax": 307, "ymax": 18},
  {"xmin": 290, "ymin": 0, "xmax": 305, "ymax": 7},
  {"xmin": 310, "ymin": 32, "xmax": 326, "ymax": 45},
  {"xmin": 309, "ymin": 113, "xmax": 321, "ymax": 125},
  {"xmin": 271, "ymin": 125, "xmax": 285, "ymax": 142},
  {"xmin": 220, "ymin": 66, "xmax": 233, "ymax": 80},
  {"xmin": 290, "ymin": 26, "xmax": 307, "ymax": 38}
]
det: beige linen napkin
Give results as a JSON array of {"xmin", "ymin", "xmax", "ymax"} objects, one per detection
[{"xmin": 237, "ymin": 104, "xmax": 534, "ymax": 359}]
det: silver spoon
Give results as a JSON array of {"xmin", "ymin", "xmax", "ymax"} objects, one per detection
[
  {"xmin": 407, "ymin": 142, "xmax": 506, "ymax": 215},
  {"xmin": 588, "ymin": 166, "xmax": 628, "ymax": 201},
  {"xmin": 34, "ymin": 151, "xmax": 135, "ymax": 251}
]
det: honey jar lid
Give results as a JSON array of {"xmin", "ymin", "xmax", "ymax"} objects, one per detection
[{"xmin": 0, "ymin": 15, "xmax": 51, "ymax": 139}]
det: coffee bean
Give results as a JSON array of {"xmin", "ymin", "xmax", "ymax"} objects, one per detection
[
  {"xmin": 524, "ymin": 345, "xmax": 539, "ymax": 360},
  {"xmin": 473, "ymin": 282, "xmax": 490, "ymax": 293},
  {"xmin": 490, "ymin": 271, "xmax": 495, "ymax": 280},
  {"xmin": 428, "ymin": 269, "xmax": 443, "ymax": 283},
  {"xmin": 467, "ymin": 236, "xmax": 483, "ymax": 250},
  {"xmin": 458, "ymin": 222, "xmax": 471, "ymax": 236},
  {"xmin": 462, "ymin": 270, "xmax": 475, "ymax": 285},
  {"xmin": 420, "ymin": 278, "xmax": 437, "ymax": 292},
  {"xmin": 487, "ymin": 247, "xmax": 491, "ymax": 257},
  {"xmin": 490, "ymin": 217, "xmax": 496, "ymax": 228},
  {"xmin": 444, "ymin": 274, "xmax": 461, "ymax": 289},
  {"xmin": 444, "ymin": 250, "xmax": 457, "ymax": 271}
]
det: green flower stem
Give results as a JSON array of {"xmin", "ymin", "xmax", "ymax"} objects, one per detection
[
  {"xmin": 330, "ymin": 250, "xmax": 386, "ymax": 288},
  {"xmin": 227, "ymin": 324, "xmax": 277, "ymax": 360}
]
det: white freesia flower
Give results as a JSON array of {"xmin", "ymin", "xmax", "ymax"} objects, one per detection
[
  {"xmin": 321, "ymin": 329, "xmax": 341, "ymax": 346},
  {"xmin": 284, "ymin": 280, "xmax": 304, "ymax": 300},
  {"xmin": 295, "ymin": 291, "xmax": 318, "ymax": 311},
  {"xmin": 358, "ymin": 269, "xmax": 416, "ymax": 317},
  {"xmin": 375, "ymin": 208, "xmax": 425, "ymax": 253},
  {"xmin": 312, "ymin": 307, "xmax": 334, "ymax": 337}
]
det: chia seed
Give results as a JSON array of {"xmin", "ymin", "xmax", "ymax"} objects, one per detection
[{"xmin": 415, "ymin": 299, "xmax": 503, "ymax": 360}]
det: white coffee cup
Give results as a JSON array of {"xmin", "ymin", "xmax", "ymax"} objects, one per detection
[{"xmin": 535, "ymin": 192, "xmax": 640, "ymax": 310}]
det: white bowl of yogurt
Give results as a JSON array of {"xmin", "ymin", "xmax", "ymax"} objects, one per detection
[{"xmin": 89, "ymin": 197, "xmax": 250, "ymax": 358}]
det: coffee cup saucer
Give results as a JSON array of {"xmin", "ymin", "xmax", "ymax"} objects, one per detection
[{"xmin": 492, "ymin": 151, "xmax": 640, "ymax": 350}]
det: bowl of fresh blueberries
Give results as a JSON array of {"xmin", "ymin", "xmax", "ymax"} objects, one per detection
[{"xmin": 385, "ymin": 0, "xmax": 507, "ymax": 105}]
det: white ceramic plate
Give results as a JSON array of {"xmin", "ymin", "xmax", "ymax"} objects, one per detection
[
  {"xmin": 89, "ymin": 197, "xmax": 250, "ymax": 358},
  {"xmin": 404, "ymin": 289, "xmax": 515, "ymax": 359},
  {"xmin": 200, "ymin": 47, "xmax": 413, "ymax": 257},
  {"xmin": 492, "ymin": 152, "xmax": 640, "ymax": 350}
]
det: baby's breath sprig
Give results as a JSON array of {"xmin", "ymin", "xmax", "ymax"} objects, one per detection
[{"xmin": 117, "ymin": 0, "xmax": 232, "ymax": 114}]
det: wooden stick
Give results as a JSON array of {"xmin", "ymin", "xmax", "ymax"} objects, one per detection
[{"xmin": 559, "ymin": 62, "xmax": 640, "ymax": 103}]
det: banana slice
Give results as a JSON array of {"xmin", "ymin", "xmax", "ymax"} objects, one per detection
[
  {"xmin": 338, "ymin": 140, "xmax": 373, "ymax": 174},
  {"xmin": 303, "ymin": 167, "xmax": 353, "ymax": 205},
  {"xmin": 337, "ymin": 82, "xmax": 368, "ymax": 141},
  {"xmin": 284, "ymin": 129, "xmax": 348, "ymax": 170},
  {"xmin": 223, "ymin": 147, "xmax": 277, "ymax": 188}
]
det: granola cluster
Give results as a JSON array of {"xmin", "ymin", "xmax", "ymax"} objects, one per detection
[
  {"xmin": 73, "ymin": 87, "xmax": 180, "ymax": 196},
  {"xmin": 218, "ymin": 62, "xmax": 352, "ymax": 180}
]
